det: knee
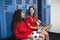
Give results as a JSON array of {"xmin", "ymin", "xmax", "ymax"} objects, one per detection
[
  {"xmin": 45, "ymin": 32, "xmax": 49, "ymax": 36},
  {"xmin": 42, "ymin": 31, "xmax": 49, "ymax": 36},
  {"xmin": 39, "ymin": 34, "xmax": 45, "ymax": 40}
]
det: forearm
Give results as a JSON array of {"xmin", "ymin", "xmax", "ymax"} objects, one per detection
[
  {"xmin": 30, "ymin": 26, "xmax": 37, "ymax": 30},
  {"xmin": 27, "ymin": 23, "xmax": 37, "ymax": 30}
]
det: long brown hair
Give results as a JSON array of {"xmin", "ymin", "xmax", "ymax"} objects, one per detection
[
  {"xmin": 11, "ymin": 9, "xmax": 23, "ymax": 31},
  {"xmin": 28, "ymin": 6, "xmax": 36, "ymax": 17},
  {"xmin": 28, "ymin": 6, "xmax": 37, "ymax": 23}
]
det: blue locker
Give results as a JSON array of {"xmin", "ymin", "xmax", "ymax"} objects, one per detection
[
  {"xmin": 15, "ymin": 0, "xmax": 26, "ymax": 18},
  {"xmin": 33, "ymin": 0, "xmax": 38, "ymax": 18},
  {"xmin": 24, "ymin": 0, "xmax": 33, "ymax": 18},
  {"xmin": 1, "ymin": 0, "xmax": 15, "ymax": 38},
  {"xmin": 0, "ymin": 0, "xmax": 3, "ymax": 38},
  {"xmin": 45, "ymin": 5, "xmax": 50, "ymax": 25},
  {"xmin": 41, "ymin": 0, "xmax": 50, "ymax": 25}
]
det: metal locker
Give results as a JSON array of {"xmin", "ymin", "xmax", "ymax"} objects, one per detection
[
  {"xmin": 0, "ymin": 0, "xmax": 3, "ymax": 38},
  {"xmin": 46, "ymin": 5, "xmax": 50, "ymax": 25},
  {"xmin": 41, "ymin": 0, "xmax": 50, "ymax": 25},
  {"xmin": 24, "ymin": 0, "xmax": 31, "ymax": 17},
  {"xmin": 15, "ymin": 0, "xmax": 26, "ymax": 18},
  {"xmin": 1, "ymin": 0, "xmax": 15, "ymax": 38},
  {"xmin": 15, "ymin": 0, "xmax": 24, "ymax": 10},
  {"xmin": 33, "ymin": 0, "xmax": 38, "ymax": 18}
]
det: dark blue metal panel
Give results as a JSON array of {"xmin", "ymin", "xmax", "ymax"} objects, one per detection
[
  {"xmin": 33, "ymin": 0, "xmax": 36, "ymax": 4},
  {"xmin": 4, "ymin": 0, "xmax": 15, "ymax": 37},
  {"xmin": 25, "ymin": 0, "xmax": 29, "ymax": 4},
  {"xmin": 0, "ymin": 0, "xmax": 1, "ymax": 33},
  {"xmin": 42, "ymin": 0, "xmax": 50, "ymax": 25},
  {"xmin": 33, "ymin": 0, "xmax": 38, "ymax": 18},
  {"xmin": 24, "ymin": 0, "xmax": 30, "ymax": 18},
  {"xmin": 0, "ymin": 0, "xmax": 3, "ymax": 38},
  {"xmin": 16, "ymin": 0, "xmax": 22, "ymax": 4},
  {"xmin": 42, "ymin": 0, "xmax": 46, "ymax": 25},
  {"xmin": 15, "ymin": 0, "xmax": 25, "ymax": 17},
  {"xmin": 5, "ymin": 0, "xmax": 12, "ymax": 5},
  {"xmin": 1, "ymin": 0, "xmax": 15, "ymax": 38},
  {"xmin": 6, "ymin": 12, "xmax": 13, "ymax": 37},
  {"xmin": 46, "ymin": 5, "xmax": 50, "ymax": 25}
]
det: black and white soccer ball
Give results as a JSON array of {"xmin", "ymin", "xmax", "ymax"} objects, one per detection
[{"xmin": 32, "ymin": 31, "xmax": 39, "ymax": 40}]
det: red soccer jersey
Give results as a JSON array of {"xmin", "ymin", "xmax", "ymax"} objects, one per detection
[
  {"xmin": 26, "ymin": 15, "xmax": 37, "ymax": 27},
  {"xmin": 14, "ymin": 20, "xmax": 32, "ymax": 39}
]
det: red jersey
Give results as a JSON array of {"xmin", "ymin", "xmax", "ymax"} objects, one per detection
[
  {"xmin": 14, "ymin": 20, "xmax": 32, "ymax": 39},
  {"xmin": 26, "ymin": 15, "xmax": 38, "ymax": 27}
]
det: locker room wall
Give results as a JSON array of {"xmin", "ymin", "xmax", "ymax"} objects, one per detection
[
  {"xmin": 50, "ymin": 0, "xmax": 60, "ymax": 33},
  {"xmin": 0, "ymin": 0, "xmax": 38, "ymax": 39},
  {"xmin": 0, "ymin": 0, "xmax": 50, "ymax": 39}
]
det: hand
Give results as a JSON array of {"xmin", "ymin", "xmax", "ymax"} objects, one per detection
[{"xmin": 28, "ymin": 35, "xmax": 33, "ymax": 39}]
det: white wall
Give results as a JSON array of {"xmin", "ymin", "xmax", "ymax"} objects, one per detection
[{"xmin": 50, "ymin": 0, "xmax": 60, "ymax": 33}]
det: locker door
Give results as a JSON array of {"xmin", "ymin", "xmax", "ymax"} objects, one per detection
[
  {"xmin": 41, "ymin": 0, "xmax": 46, "ymax": 25},
  {"xmin": 15, "ymin": 0, "xmax": 26, "ymax": 17},
  {"xmin": 45, "ymin": 0, "xmax": 50, "ymax": 25},
  {"xmin": 0, "ymin": 0, "xmax": 3, "ymax": 38},
  {"xmin": 15, "ymin": 0, "xmax": 24, "ymax": 10},
  {"xmin": 1, "ymin": 0, "xmax": 15, "ymax": 38},
  {"xmin": 42, "ymin": 0, "xmax": 50, "ymax": 25},
  {"xmin": 32, "ymin": 0, "xmax": 38, "ymax": 18},
  {"xmin": 24, "ymin": 0, "xmax": 31, "ymax": 17}
]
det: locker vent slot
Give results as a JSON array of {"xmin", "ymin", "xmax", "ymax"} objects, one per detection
[
  {"xmin": 16, "ymin": 0, "xmax": 22, "ymax": 4},
  {"xmin": 5, "ymin": 0, "xmax": 12, "ymax": 5},
  {"xmin": 25, "ymin": 0, "xmax": 29, "ymax": 4},
  {"xmin": 6, "ymin": 12, "xmax": 13, "ymax": 35},
  {"xmin": 33, "ymin": 0, "xmax": 36, "ymax": 4}
]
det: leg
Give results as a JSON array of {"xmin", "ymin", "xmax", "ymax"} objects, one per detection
[
  {"xmin": 39, "ymin": 33, "xmax": 45, "ymax": 40},
  {"xmin": 42, "ymin": 30, "xmax": 49, "ymax": 40},
  {"xmin": 22, "ymin": 35, "xmax": 32, "ymax": 40},
  {"xmin": 22, "ymin": 38, "xmax": 32, "ymax": 40},
  {"xmin": 39, "ymin": 37, "xmax": 44, "ymax": 40}
]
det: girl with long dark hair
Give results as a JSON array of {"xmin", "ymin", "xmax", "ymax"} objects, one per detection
[
  {"xmin": 11, "ymin": 9, "xmax": 45, "ymax": 40},
  {"xmin": 11, "ymin": 9, "xmax": 33, "ymax": 40},
  {"xmin": 26, "ymin": 6, "xmax": 49, "ymax": 40}
]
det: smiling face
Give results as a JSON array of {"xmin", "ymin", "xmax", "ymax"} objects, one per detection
[
  {"xmin": 21, "ymin": 11, "xmax": 24, "ymax": 18},
  {"xmin": 30, "ymin": 7, "xmax": 34, "ymax": 16},
  {"xmin": 29, "ymin": 6, "xmax": 35, "ymax": 16}
]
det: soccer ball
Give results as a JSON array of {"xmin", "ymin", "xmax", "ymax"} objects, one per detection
[{"xmin": 32, "ymin": 31, "xmax": 39, "ymax": 40}]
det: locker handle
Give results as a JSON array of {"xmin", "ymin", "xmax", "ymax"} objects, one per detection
[
  {"xmin": 4, "ymin": 6, "xmax": 8, "ymax": 10},
  {"xmin": 25, "ymin": 5, "xmax": 27, "ymax": 8}
]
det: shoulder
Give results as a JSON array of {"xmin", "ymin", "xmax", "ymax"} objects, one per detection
[
  {"xmin": 17, "ymin": 21, "xmax": 25, "ymax": 26},
  {"xmin": 26, "ymin": 15, "xmax": 31, "ymax": 19}
]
